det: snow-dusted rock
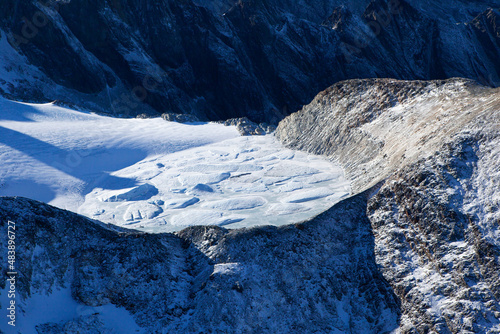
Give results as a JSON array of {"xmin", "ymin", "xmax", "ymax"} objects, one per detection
[
  {"xmin": 0, "ymin": 1, "xmax": 498, "ymax": 122},
  {"xmin": 277, "ymin": 78, "xmax": 500, "ymax": 333},
  {"xmin": 0, "ymin": 192, "xmax": 399, "ymax": 333}
]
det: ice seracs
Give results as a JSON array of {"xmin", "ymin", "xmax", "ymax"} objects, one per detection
[
  {"xmin": 80, "ymin": 135, "xmax": 350, "ymax": 232},
  {"xmin": 0, "ymin": 97, "xmax": 350, "ymax": 232}
]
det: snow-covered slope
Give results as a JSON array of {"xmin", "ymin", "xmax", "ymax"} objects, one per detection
[{"xmin": 0, "ymin": 97, "xmax": 349, "ymax": 232}]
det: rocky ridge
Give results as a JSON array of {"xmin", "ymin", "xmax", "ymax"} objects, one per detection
[
  {"xmin": 276, "ymin": 78, "xmax": 500, "ymax": 333},
  {"xmin": 0, "ymin": 193, "xmax": 399, "ymax": 333},
  {"xmin": 0, "ymin": 0, "xmax": 499, "ymax": 122},
  {"xmin": 0, "ymin": 78, "xmax": 498, "ymax": 333}
]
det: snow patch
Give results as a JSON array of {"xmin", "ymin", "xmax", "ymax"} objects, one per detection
[{"xmin": 0, "ymin": 286, "xmax": 143, "ymax": 333}]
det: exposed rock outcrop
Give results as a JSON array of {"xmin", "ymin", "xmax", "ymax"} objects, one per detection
[
  {"xmin": 161, "ymin": 112, "xmax": 201, "ymax": 123},
  {"xmin": 0, "ymin": 1, "xmax": 499, "ymax": 122},
  {"xmin": 277, "ymin": 78, "xmax": 500, "ymax": 333},
  {"xmin": 217, "ymin": 117, "xmax": 276, "ymax": 135},
  {"xmin": 0, "ymin": 193, "xmax": 399, "ymax": 333}
]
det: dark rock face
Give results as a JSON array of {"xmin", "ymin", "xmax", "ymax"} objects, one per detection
[
  {"xmin": 0, "ymin": 195, "xmax": 399, "ymax": 333},
  {"xmin": 0, "ymin": 197, "xmax": 204, "ymax": 331},
  {"xmin": 471, "ymin": 8, "xmax": 500, "ymax": 86},
  {"xmin": 277, "ymin": 78, "xmax": 500, "ymax": 332},
  {"xmin": 176, "ymin": 193, "xmax": 399, "ymax": 333},
  {"xmin": 0, "ymin": 0, "xmax": 499, "ymax": 122}
]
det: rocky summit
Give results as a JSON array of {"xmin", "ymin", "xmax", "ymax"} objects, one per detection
[
  {"xmin": 0, "ymin": 0, "xmax": 499, "ymax": 122},
  {"xmin": 1, "ymin": 78, "xmax": 499, "ymax": 333}
]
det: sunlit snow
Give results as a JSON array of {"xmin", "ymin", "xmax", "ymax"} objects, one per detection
[{"xmin": 0, "ymin": 97, "xmax": 350, "ymax": 232}]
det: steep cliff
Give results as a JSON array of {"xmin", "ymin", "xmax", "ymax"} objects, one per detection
[
  {"xmin": 276, "ymin": 78, "xmax": 500, "ymax": 333},
  {"xmin": 0, "ymin": 1, "xmax": 499, "ymax": 122}
]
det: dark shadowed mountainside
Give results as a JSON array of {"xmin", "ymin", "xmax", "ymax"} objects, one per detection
[{"xmin": 0, "ymin": 0, "xmax": 499, "ymax": 122}]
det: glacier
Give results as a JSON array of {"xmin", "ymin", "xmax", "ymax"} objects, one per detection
[{"xmin": 0, "ymin": 96, "xmax": 350, "ymax": 232}]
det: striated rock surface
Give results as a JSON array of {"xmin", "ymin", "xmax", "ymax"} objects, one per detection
[
  {"xmin": 0, "ymin": 1, "xmax": 499, "ymax": 122},
  {"xmin": 277, "ymin": 78, "xmax": 500, "ymax": 333},
  {"xmin": 276, "ymin": 78, "xmax": 499, "ymax": 192}
]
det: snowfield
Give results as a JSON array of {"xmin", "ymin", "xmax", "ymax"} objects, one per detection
[
  {"xmin": 0, "ymin": 285, "xmax": 144, "ymax": 334},
  {"xmin": 0, "ymin": 97, "xmax": 350, "ymax": 232}
]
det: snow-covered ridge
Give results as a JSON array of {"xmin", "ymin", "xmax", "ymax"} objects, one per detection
[
  {"xmin": 277, "ymin": 78, "xmax": 500, "ymax": 192},
  {"xmin": 0, "ymin": 96, "xmax": 349, "ymax": 232},
  {"xmin": 276, "ymin": 78, "xmax": 500, "ymax": 333}
]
